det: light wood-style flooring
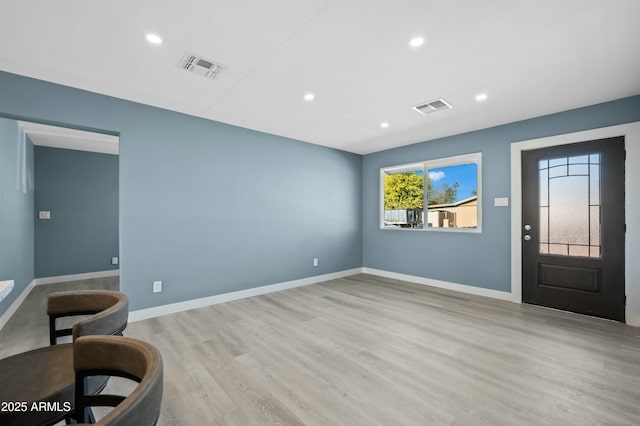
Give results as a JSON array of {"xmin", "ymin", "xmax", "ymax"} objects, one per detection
[
  {"xmin": 2, "ymin": 274, "xmax": 640, "ymax": 425},
  {"xmin": 0, "ymin": 276, "xmax": 118, "ymax": 359}
]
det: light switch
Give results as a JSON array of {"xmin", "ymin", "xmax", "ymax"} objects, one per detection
[{"xmin": 39, "ymin": 211, "xmax": 51, "ymax": 219}]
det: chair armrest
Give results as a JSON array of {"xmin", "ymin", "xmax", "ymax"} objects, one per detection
[
  {"xmin": 73, "ymin": 336, "xmax": 163, "ymax": 425},
  {"xmin": 47, "ymin": 291, "xmax": 122, "ymax": 316},
  {"xmin": 47, "ymin": 291, "xmax": 128, "ymax": 345}
]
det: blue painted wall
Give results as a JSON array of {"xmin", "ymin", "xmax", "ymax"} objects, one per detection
[
  {"xmin": 0, "ymin": 118, "xmax": 34, "ymax": 317},
  {"xmin": 1, "ymin": 68, "xmax": 637, "ymax": 315},
  {"xmin": 0, "ymin": 71, "xmax": 363, "ymax": 311},
  {"xmin": 363, "ymin": 96, "xmax": 640, "ymax": 292},
  {"xmin": 34, "ymin": 146, "xmax": 119, "ymax": 278}
]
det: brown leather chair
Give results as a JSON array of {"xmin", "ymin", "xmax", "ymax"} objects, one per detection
[
  {"xmin": 0, "ymin": 290, "xmax": 128, "ymax": 426},
  {"xmin": 73, "ymin": 335, "xmax": 163, "ymax": 425},
  {"xmin": 47, "ymin": 290, "xmax": 129, "ymax": 345}
]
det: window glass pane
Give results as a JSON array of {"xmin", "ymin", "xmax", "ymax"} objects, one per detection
[
  {"xmin": 590, "ymin": 206, "xmax": 600, "ymax": 246},
  {"xmin": 590, "ymin": 165, "xmax": 600, "ymax": 204},
  {"xmin": 383, "ymin": 169, "xmax": 424, "ymax": 228},
  {"xmin": 426, "ymin": 163, "xmax": 477, "ymax": 229},
  {"xmin": 549, "ymin": 165, "xmax": 567, "ymax": 178},
  {"xmin": 549, "ymin": 158, "xmax": 566, "ymax": 167},
  {"xmin": 539, "ymin": 169, "xmax": 548, "ymax": 207},
  {"xmin": 569, "ymin": 245, "xmax": 589, "ymax": 256},
  {"xmin": 569, "ymin": 155, "xmax": 589, "ymax": 164},
  {"xmin": 549, "ymin": 243, "xmax": 568, "ymax": 255},
  {"xmin": 568, "ymin": 164, "xmax": 588, "ymax": 175}
]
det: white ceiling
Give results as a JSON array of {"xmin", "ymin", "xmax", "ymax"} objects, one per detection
[{"xmin": 1, "ymin": 1, "xmax": 639, "ymax": 155}]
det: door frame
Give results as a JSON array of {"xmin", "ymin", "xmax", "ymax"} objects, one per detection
[{"xmin": 510, "ymin": 122, "xmax": 640, "ymax": 326}]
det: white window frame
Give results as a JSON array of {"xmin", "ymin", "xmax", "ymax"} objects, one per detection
[{"xmin": 380, "ymin": 152, "xmax": 482, "ymax": 233}]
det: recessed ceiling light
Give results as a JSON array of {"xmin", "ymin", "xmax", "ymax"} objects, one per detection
[
  {"xmin": 145, "ymin": 33, "xmax": 163, "ymax": 45},
  {"xmin": 380, "ymin": 122, "xmax": 389, "ymax": 129},
  {"xmin": 304, "ymin": 93, "xmax": 315, "ymax": 102},
  {"xmin": 409, "ymin": 36, "xmax": 425, "ymax": 48},
  {"xmin": 475, "ymin": 93, "xmax": 488, "ymax": 102}
]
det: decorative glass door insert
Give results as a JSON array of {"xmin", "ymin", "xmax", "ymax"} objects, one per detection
[{"xmin": 538, "ymin": 153, "xmax": 601, "ymax": 257}]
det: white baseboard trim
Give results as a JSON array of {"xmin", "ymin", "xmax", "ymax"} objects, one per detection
[
  {"xmin": 129, "ymin": 268, "xmax": 363, "ymax": 322},
  {"xmin": 34, "ymin": 270, "xmax": 120, "ymax": 286},
  {"xmin": 362, "ymin": 268, "xmax": 512, "ymax": 301},
  {"xmin": 0, "ymin": 279, "xmax": 35, "ymax": 331}
]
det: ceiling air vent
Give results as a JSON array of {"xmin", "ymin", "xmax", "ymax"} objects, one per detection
[
  {"xmin": 179, "ymin": 52, "xmax": 224, "ymax": 79},
  {"xmin": 412, "ymin": 98, "xmax": 453, "ymax": 115}
]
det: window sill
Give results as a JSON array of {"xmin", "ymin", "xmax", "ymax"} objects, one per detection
[
  {"xmin": 380, "ymin": 226, "xmax": 482, "ymax": 234},
  {"xmin": 0, "ymin": 280, "xmax": 14, "ymax": 303}
]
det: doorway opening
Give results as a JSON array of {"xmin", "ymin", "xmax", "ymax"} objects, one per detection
[{"xmin": 18, "ymin": 120, "xmax": 119, "ymax": 281}]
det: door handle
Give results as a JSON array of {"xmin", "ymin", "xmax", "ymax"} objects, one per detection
[{"xmin": 524, "ymin": 235, "xmax": 532, "ymax": 241}]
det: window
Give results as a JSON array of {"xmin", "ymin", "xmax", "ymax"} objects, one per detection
[{"xmin": 380, "ymin": 153, "xmax": 482, "ymax": 232}]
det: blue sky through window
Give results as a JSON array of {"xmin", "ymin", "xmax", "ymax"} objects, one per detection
[{"xmin": 429, "ymin": 163, "xmax": 477, "ymax": 202}]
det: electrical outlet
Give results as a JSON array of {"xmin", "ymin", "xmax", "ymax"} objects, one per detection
[
  {"xmin": 111, "ymin": 257, "xmax": 119, "ymax": 265},
  {"xmin": 313, "ymin": 258, "xmax": 319, "ymax": 267},
  {"xmin": 153, "ymin": 281, "xmax": 162, "ymax": 293}
]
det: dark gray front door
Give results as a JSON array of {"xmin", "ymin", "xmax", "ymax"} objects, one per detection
[{"xmin": 522, "ymin": 137, "xmax": 625, "ymax": 322}]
